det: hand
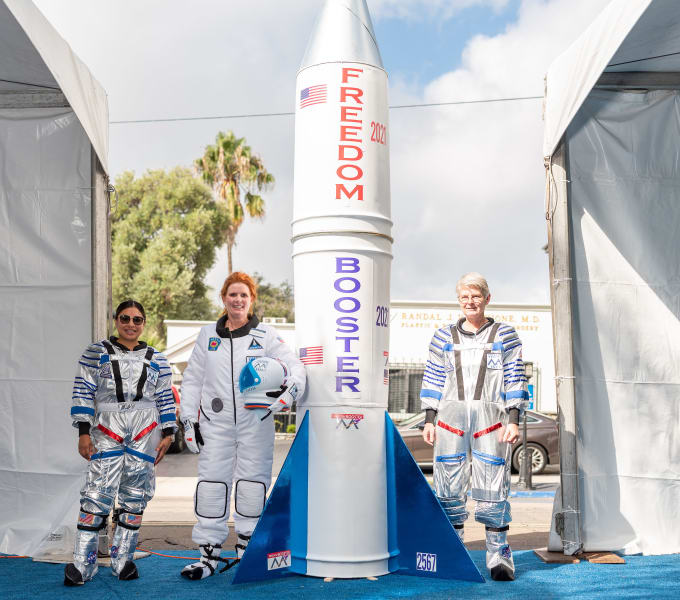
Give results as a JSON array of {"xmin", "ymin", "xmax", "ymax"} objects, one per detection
[
  {"xmin": 154, "ymin": 435, "xmax": 173, "ymax": 465},
  {"xmin": 502, "ymin": 423, "xmax": 519, "ymax": 444},
  {"xmin": 78, "ymin": 434, "xmax": 95, "ymax": 460},
  {"xmin": 423, "ymin": 423, "xmax": 436, "ymax": 446},
  {"xmin": 183, "ymin": 419, "xmax": 204, "ymax": 454},
  {"xmin": 265, "ymin": 384, "xmax": 295, "ymax": 416}
]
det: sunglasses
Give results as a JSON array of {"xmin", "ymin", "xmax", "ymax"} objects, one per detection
[{"xmin": 118, "ymin": 315, "xmax": 145, "ymax": 325}]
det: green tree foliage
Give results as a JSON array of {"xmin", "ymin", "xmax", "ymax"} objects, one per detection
[
  {"xmin": 112, "ymin": 168, "xmax": 230, "ymax": 345},
  {"xmin": 254, "ymin": 274, "xmax": 294, "ymax": 322},
  {"xmin": 195, "ymin": 131, "xmax": 274, "ymax": 273}
]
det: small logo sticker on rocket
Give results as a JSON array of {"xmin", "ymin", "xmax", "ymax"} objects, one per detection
[
  {"xmin": 331, "ymin": 413, "xmax": 364, "ymax": 429},
  {"xmin": 267, "ymin": 550, "xmax": 291, "ymax": 570}
]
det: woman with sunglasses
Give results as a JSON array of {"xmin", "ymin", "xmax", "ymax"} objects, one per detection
[{"xmin": 64, "ymin": 300, "xmax": 177, "ymax": 586}]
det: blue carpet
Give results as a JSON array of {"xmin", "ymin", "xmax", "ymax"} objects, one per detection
[{"xmin": 2, "ymin": 550, "xmax": 679, "ymax": 599}]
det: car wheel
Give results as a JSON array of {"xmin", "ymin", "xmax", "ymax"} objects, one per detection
[
  {"xmin": 512, "ymin": 443, "xmax": 548, "ymax": 475},
  {"xmin": 167, "ymin": 421, "xmax": 186, "ymax": 454}
]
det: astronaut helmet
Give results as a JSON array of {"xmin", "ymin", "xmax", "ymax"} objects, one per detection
[{"xmin": 239, "ymin": 356, "xmax": 289, "ymax": 409}]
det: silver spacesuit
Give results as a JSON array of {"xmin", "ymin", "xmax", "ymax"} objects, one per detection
[
  {"xmin": 420, "ymin": 319, "xmax": 528, "ymax": 579},
  {"xmin": 179, "ymin": 315, "xmax": 305, "ymax": 578},
  {"xmin": 69, "ymin": 338, "xmax": 176, "ymax": 581}
]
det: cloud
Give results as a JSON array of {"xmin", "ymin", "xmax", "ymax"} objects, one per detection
[
  {"xmin": 371, "ymin": 0, "xmax": 510, "ymax": 20},
  {"xmin": 33, "ymin": 0, "xmax": 614, "ymax": 306},
  {"xmin": 387, "ymin": 0, "xmax": 611, "ymax": 302}
]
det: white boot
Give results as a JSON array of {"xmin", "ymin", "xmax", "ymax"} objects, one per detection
[
  {"xmin": 236, "ymin": 533, "xmax": 251, "ymax": 559},
  {"xmin": 181, "ymin": 544, "xmax": 222, "ymax": 580}
]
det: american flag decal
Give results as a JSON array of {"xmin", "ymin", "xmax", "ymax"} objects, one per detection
[
  {"xmin": 300, "ymin": 84, "xmax": 327, "ymax": 109},
  {"xmin": 300, "ymin": 346, "xmax": 323, "ymax": 365},
  {"xmin": 384, "ymin": 369, "xmax": 389, "ymax": 385}
]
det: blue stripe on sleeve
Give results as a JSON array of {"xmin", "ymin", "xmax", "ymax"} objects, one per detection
[
  {"xmin": 160, "ymin": 413, "xmax": 177, "ymax": 424},
  {"xmin": 70, "ymin": 406, "xmax": 95, "ymax": 416},
  {"xmin": 420, "ymin": 389, "xmax": 442, "ymax": 401},
  {"xmin": 504, "ymin": 390, "xmax": 529, "ymax": 400}
]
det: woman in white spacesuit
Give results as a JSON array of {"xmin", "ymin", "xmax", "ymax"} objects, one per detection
[
  {"xmin": 64, "ymin": 300, "xmax": 176, "ymax": 586},
  {"xmin": 420, "ymin": 273, "xmax": 528, "ymax": 582},
  {"xmin": 180, "ymin": 271, "xmax": 306, "ymax": 580}
]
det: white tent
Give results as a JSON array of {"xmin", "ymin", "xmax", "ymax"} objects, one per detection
[
  {"xmin": 544, "ymin": 0, "xmax": 680, "ymax": 555},
  {"xmin": 0, "ymin": 0, "xmax": 110, "ymax": 557}
]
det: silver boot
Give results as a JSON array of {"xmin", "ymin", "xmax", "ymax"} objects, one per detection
[
  {"xmin": 236, "ymin": 533, "xmax": 251, "ymax": 559},
  {"xmin": 485, "ymin": 526, "xmax": 515, "ymax": 581},
  {"xmin": 66, "ymin": 511, "xmax": 107, "ymax": 585},
  {"xmin": 110, "ymin": 511, "xmax": 142, "ymax": 580},
  {"xmin": 453, "ymin": 524, "xmax": 464, "ymax": 543}
]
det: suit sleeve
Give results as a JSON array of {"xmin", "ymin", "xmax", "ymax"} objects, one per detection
[
  {"xmin": 498, "ymin": 324, "xmax": 529, "ymax": 412},
  {"xmin": 152, "ymin": 350, "xmax": 177, "ymax": 432},
  {"xmin": 179, "ymin": 327, "xmax": 208, "ymax": 423},
  {"xmin": 70, "ymin": 342, "xmax": 102, "ymax": 429},
  {"xmin": 419, "ymin": 328, "xmax": 450, "ymax": 411},
  {"xmin": 266, "ymin": 327, "xmax": 306, "ymax": 403}
]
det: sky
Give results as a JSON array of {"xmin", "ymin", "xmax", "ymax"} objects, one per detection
[{"xmin": 33, "ymin": 0, "xmax": 613, "ymax": 306}]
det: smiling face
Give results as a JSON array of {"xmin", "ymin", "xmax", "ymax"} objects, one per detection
[
  {"xmin": 458, "ymin": 284, "xmax": 490, "ymax": 322},
  {"xmin": 115, "ymin": 306, "xmax": 145, "ymax": 346},
  {"xmin": 223, "ymin": 282, "xmax": 252, "ymax": 325}
]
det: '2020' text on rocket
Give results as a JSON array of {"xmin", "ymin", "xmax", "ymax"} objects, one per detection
[
  {"xmin": 292, "ymin": 0, "xmax": 392, "ymax": 578},
  {"xmin": 233, "ymin": 0, "xmax": 483, "ymax": 585}
]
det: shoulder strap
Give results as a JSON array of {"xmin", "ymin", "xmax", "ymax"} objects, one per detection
[
  {"xmin": 102, "ymin": 340, "xmax": 126, "ymax": 403},
  {"xmin": 449, "ymin": 326, "xmax": 466, "ymax": 403},
  {"xmin": 473, "ymin": 322, "xmax": 501, "ymax": 400},
  {"xmin": 132, "ymin": 347, "xmax": 155, "ymax": 402}
]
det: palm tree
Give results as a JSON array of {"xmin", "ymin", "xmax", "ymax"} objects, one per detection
[{"xmin": 195, "ymin": 131, "xmax": 274, "ymax": 273}]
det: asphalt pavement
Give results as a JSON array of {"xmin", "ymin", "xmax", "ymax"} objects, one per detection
[{"xmin": 141, "ymin": 436, "xmax": 558, "ymax": 553}]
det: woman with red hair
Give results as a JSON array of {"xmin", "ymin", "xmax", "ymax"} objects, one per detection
[{"xmin": 179, "ymin": 272, "xmax": 306, "ymax": 579}]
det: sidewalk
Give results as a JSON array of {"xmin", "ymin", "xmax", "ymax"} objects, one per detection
[{"xmin": 139, "ymin": 473, "xmax": 558, "ymax": 552}]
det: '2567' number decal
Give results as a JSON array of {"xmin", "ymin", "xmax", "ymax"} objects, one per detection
[
  {"xmin": 370, "ymin": 121, "xmax": 387, "ymax": 145},
  {"xmin": 416, "ymin": 552, "xmax": 437, "ymax": 572},
  {"xmin": 376, "ymin": 305, "xmax": 389, "ymax": 327}
]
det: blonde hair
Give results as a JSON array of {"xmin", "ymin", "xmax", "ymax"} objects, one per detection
[
  {"xmin": 220, "ymin": 271, "xmax": 258, "ymax": 317},
  {"xmin": 456, "ymin": 272, "xmax": 490, "ymax": 299}
]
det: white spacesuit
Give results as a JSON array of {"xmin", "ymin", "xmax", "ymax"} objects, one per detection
[
  {"xmin": 421, "ymin": 319, "xmax": 528, "ymax": 580},
  {"xmin": 179, "ymin": 315, "xmax": 306, "ymax": 579},
  {"xmin": 67, "ymin": 338, "xmax": 176, "ymax": 583}
]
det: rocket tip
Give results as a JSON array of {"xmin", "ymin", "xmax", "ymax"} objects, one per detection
[{"xmin": 300, "ymin": 0, "xmax": 384, "ymax": 71}]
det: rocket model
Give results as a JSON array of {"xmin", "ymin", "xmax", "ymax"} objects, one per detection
[{"xmin": 234, "ymin": 0, "xmax": 482, "ymax": 584}]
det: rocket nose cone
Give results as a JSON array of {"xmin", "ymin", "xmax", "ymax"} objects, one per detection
[{"xmin": 300, "ymin": 0, "xmax": 384, "ymax": 71}]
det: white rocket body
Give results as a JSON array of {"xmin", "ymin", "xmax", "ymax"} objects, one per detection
[{"xmin": 293, "ymin": 0, "xmax": 392, "ymax": 578}]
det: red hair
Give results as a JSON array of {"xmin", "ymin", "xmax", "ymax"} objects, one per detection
[{"xmin": 220, "ymin": 272, "xmax": 257, "ymax": 317}]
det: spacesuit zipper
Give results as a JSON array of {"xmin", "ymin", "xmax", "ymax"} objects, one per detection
[{"xmin": 229, "ymin": 330, "xmax": 236, "ymax": 424}]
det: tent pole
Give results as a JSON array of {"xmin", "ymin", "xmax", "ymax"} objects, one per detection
[
  {"xmin": 91, "ymin": 147, "xmax": 111, "ymax": 340},
  {"xmin": 546, "ymin": 139, "xmax": 582, "ymax": 555}
]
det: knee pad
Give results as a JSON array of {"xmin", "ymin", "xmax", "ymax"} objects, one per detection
[
  {"xmin": 76, "ymin": 511, "xmax": 108, "ymax": 532},
  {"xmin": 113, "ymin": 509, "xmax": 143, "ymax": 530},
  {"xmin": 195, "ymin": 480, "xmax": 228, "ymax": 519},
  {"xmin": 235, "ymin": 479, "xmax": 266, "ymax": 519}
]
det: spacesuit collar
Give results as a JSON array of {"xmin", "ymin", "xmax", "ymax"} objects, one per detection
[
  {"xmin": 108, "ymin": 336, "xmax": 148, "ymax": 352},
  {"xmin": 456, "ymin": 317, "xmax": 494, "ymax": 337},
  {"xmin": 215, "ymin": 314, "xmax": 260, "ymax": 338}
]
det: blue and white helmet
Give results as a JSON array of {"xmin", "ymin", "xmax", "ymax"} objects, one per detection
[{"xmin": 239, "ymin": 357, "xmax": 289, "ymax": 410}]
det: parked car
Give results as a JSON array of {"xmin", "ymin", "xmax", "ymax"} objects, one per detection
[
  {"xmin": 167, "ymin": 385, "xmax": 186, "ymax": 454},
  {"xmin": 397, "ymin": 410, "xmax": 559, "ymax": 475}
]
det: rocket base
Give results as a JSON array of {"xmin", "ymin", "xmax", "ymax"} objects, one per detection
[{"xmin": 232, "ymin": 412, "xmax": 483, "ymax": 584}]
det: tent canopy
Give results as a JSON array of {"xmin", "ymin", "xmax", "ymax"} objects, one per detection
[
  {"xmin": 544, "ymin": 0, "xmax": 680, "ymax": 157},
  {"xmin": 0, "ymin": 0, "xmax": 108, "ymax": 172}
]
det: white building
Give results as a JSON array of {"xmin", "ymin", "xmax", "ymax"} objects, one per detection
[{"xmin": 164, "ymin": 301, "xmax": 556, "ymax": 416}]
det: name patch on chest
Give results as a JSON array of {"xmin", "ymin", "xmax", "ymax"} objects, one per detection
[
  {"xmin": 208, "ymin": 337, "xmax": 221, "ymax": 351},
  {"xmin": 487, "ymin": 352, "xmax": 503, "ymax": 370}
]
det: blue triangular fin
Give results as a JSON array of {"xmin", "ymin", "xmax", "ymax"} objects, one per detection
[
  {"xmin": 231, "ymin": 412, "xmax": 309, "ymax": 584},
  {"xmin": 385, "ymin": 413, "xmax": 484, "ymax": 582}
]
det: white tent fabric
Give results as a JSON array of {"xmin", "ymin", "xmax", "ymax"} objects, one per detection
[
  {"xmin": 542, "ymin": 0, "xmax": 680, "ymax": 157},
  {"xmin": 0, "ymin": 0, "xmax": 109, "ymax": 172},
  {"xmin": 0, "ymin": 1, "xmax": 108, "ymax": 557},
  {"xmin": 544, "ymin": 0, "xmax": 680, "ymax": 555}
]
